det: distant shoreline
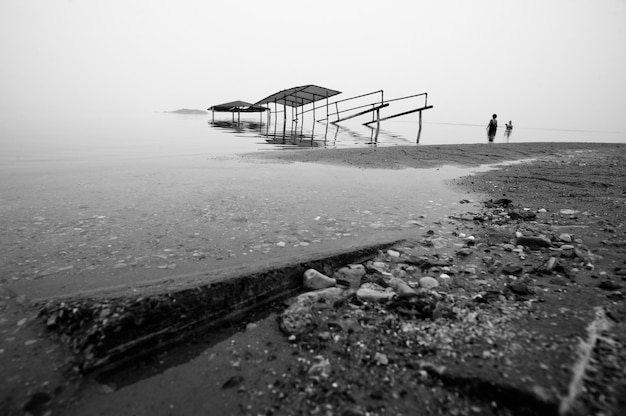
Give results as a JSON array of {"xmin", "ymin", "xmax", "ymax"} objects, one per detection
[{"xmin": 164, "ymin": 109, "xmax": 207, "ymax": 115}]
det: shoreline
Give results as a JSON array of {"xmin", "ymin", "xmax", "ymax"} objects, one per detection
[
  {"xmin": 1, "ymin": 141, "xmax": 625, "ymax": 415},
  {"xmin": 242, "ymin": 141, "xmax": 626, "ymax": 169}
]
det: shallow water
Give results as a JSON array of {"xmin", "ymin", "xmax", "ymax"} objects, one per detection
[
  {"xmin": 1, "ymin": 150, "xmax": 489, "ymax": 298},
  {"xmin": 1, "ymin": 111, "xmax": 625, "ymax": 163},
  {"xmin": 2, "ymin": 110, "xmax": 620, "ymax": 298}
]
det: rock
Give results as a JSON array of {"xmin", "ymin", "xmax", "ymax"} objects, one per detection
[
  {"xmin": 356, "ymin": 287, "xmax": 396, "ymax": 302},
  {"xmin": 598, "ymin": 280, "xmax": 621, "ymax": 291},
  {"xmin": 386, "ymin": 277, "xmax": 417, "ymax": 297},
  {"xmin": 516, "ymin": 236, "xmax": 552, "ymax": 249},
  {"xmin": 279, "ymin": 288, "xmax": 347, "ymax": 335},
  {"xmin": 559, "ymin": 209, "xmax": 579, "ymax": 215},
  {"xmin": 455, "ymin": 248, "xmax": 472, "ymax": 257},
  {"xmin": 559, "ymin": 233, "xmax": 572, "ymax": 243},
  {"xmin": 374, "ymin": 352, "xmax": 389, "ymax": 366},
  {"xmin": 303, "ymin": 269, "xmax": 336, "ymax": 290},
  {"xmin": 502, "ymin": 263, "xmax": 524, "ymax": 276},
  {"xmin": 508, "ymin": 209, "xmax": 537, "ymax": 221},
  {"xmin": 508, "ymin": 280, "xmax": 534, "ymax": 296},
  {"xmin": 537, "ymin": 257, "xmax": 558, "ymax": 274},
  {"xmin": 486, "ymin": 198, "xmax": 512, "ymax": 207},
  {"xmin": 389, "ymin": 292, "xmax": 440, "ymax": 319},
  {"xmin": 333, "ymin": 264, "xmax": 366, "ymax": 288},
  {"xmin": 419, "ymin": 276, "xmax": 440, "ymax": 289},
  {"xmin": 318, "ymin": 331, "xmax": 332, "ymax": 341},
  {"xmin": 308, "ymin": 355, "xmax": 331, "ymax": 379},
  {"xmin": 367, "ymin": 261, "xmax": 390, "ymax": 274}
]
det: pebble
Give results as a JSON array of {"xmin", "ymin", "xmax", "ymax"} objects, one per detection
[
  {"xmin": 308, "ymin": 356, "xmax": 331, "ymax": 379},
  {"xmin": 516, "ymin": 236, "xmax": 552, "ymax": 249},
  {"xmin": 419, "ymin": 276, "xmax": 440, "ymax": 289},
  {"xmin": 333, "ymin": 265, "xmax": 366, "ymax": 288},
  {"xmin": 386, "ymin": 277, "xmax": 416, "ymax": 297},
  {"xmin": 559, "ymin": 233, "xmax": 572, "ymax": 243},
  {"xmin": 356, "ymin": 287, "xmax": 396, "ymax": 302},
  {"xmin": 374, "ymin": 352, "xmax": 389, "ymax": 366},
  {"xmin": 303, "ymin": 269, "xmax": 337, "ymax": 290}
]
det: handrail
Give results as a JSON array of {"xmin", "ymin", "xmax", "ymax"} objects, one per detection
[
  {"xmin": 298, "ymin": 90, "xmax": 384, "ymax": 119},
  {"xmin": 384, "ymin": 92, "xmax": 428, "ymax": 106},
  {"xmin": 311, "ymin": 90, "xmax": 385, "ymax": 122}
]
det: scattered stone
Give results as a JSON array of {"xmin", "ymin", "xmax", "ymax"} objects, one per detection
[
  {"xmin": 386, "ymin": 277, "xmax": 417, "ymax": 297},
  {"xmin": 308, "ymin": 355, "xmax": 331, "ymax": 379},
  {"xmin": 303, "ymin": 269, "xmax": 337, "ymax": 290},
  {"xmin": 374, "ymin": 352, "xmax": 389, "ymax": 365},
  {"xmin": 502, "ymin": 263, "xmax": 524, "ymax": 276},
  {"xmin": 537, "ymin": 257, "xmax": 558, "ymax": 274},
  {"xmin": 559, "ymin": 233, "xmax": 572, "ymax": 243},
  {"xmin": 333, "ymin": 265, "xmax": 366, "ymax": 288},
  {"xmin": 598, "ymin": 280, "xmax": 621, "ymax": 291},
  {"xmin": 356, "ymin": 287, "xmax": 396, "ymax": 303},
  {"xmin": 508, "ymin": 281, "xmax": 534, "ymax": 296},
  {"xmin": 508, "ymin": 209, "xmax": 537, "ymax": 221},
  {"xmin": 501, "ymin": 244, "xmax": 516, "ymax": 252},
  {"xmin": 419, "ymin": 276, "xmax": 439, "ymax": 289},
  {"xmin": 279, "ymin": 287, "xmax": 347, "ymax": 335},
  {"xmin": 516, "ymin": 236, "xmax": 552, "ymax": 249}
]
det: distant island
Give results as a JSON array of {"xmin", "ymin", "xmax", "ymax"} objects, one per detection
[{"xmin": 164, "ymin": 109, "xmax": 207, "ymax": 115}]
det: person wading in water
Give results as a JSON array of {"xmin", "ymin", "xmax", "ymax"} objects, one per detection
[{"xmin": 487, "ymin": 114, "xmax": 498, "ymax": 142}]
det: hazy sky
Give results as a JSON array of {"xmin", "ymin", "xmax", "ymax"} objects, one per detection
[{"xmin": 1, "ymin": 0, "xmax": 625, "ymax": 131}]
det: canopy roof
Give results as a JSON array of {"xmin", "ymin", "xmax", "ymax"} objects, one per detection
[
  {"xmin": 208, "ymin": 100, "xmax": 267, "ymax": 113},
  {"xmin": 253, "ymin": 85, "xmax": 341, "ymax": 108}
]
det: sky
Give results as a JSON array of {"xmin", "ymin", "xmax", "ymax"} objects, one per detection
[{"xmin": 1, "ymin": 0, "xmax": 625, "ymax": 132}]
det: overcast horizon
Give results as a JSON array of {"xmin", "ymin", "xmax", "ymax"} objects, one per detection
[{"xmin": 1, "ymin": 0, "xmax": 625, "ymax": 133}]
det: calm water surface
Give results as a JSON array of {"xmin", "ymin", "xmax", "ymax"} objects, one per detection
[{"xmin": 1, "ymin": 111, "xmax": 624, "ymax": 162}]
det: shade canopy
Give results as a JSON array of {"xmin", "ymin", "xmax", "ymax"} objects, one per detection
[
  {"xmin": 253, "ymin": 85, "xmax": 341, "ymax": 108},
  {"xmin": 208, "ymin": 100, "xmax": 267, "ymax": 112}
]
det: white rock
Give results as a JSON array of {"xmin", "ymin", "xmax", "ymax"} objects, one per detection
[
  {"xmin": 419, "ymin": 276, "xmax": 440, "ymax": 289},
  {"xmin": 356, "ymin": 288, "xmax": 396, "ymax": 302},
  {"xmin": 386, "ymin": 277, "xmax": 416, "ymax": 296},
  {"xmin": 303, "ymin": 269, "xmax": 336, "ymax": 290},
  {"xmin": 559, "ymin": 233, "xmax": 572, "ymax": 243}
]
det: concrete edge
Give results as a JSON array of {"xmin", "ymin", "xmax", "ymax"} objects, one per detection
[{"xmin": 37, "ymin": 239, "xmax": 404, "ymax": 373}]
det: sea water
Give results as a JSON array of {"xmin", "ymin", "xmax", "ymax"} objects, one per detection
[{"xmin": 1, "ymin": 111, "xmax": 624, "ymax": 162}]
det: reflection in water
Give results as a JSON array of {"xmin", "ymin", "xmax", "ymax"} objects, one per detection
[{"xmin": 208, "ymin": 114, "xmax": 410, "ymax": 150}]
